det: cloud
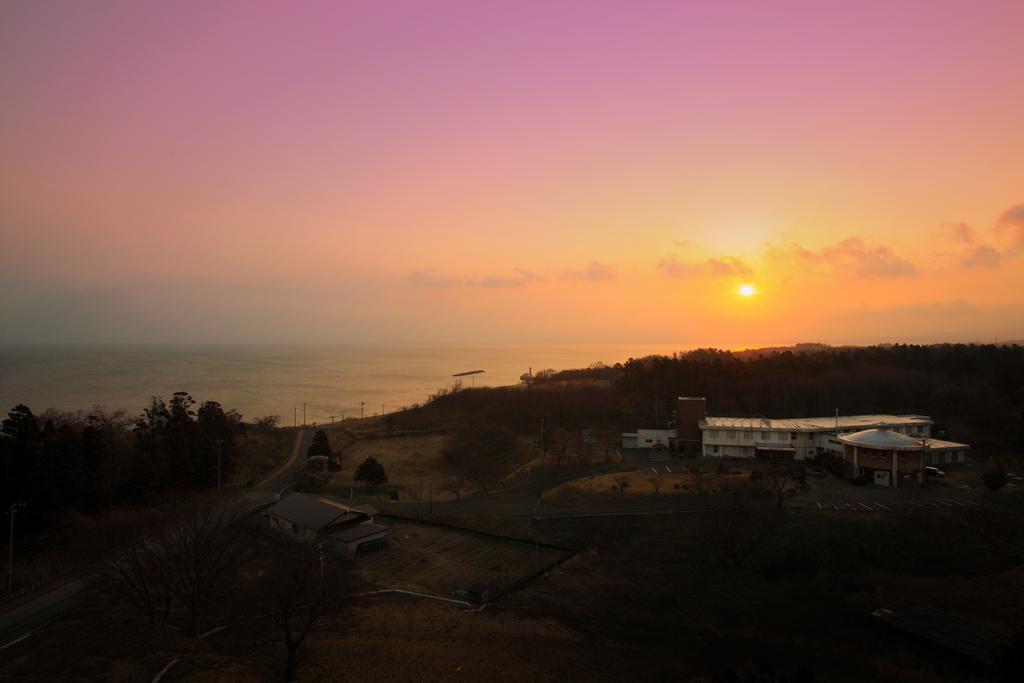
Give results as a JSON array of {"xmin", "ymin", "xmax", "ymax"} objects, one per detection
[
  {"xmin": 476, "ymin": 268, "xmax": 540, "ymax": 288},
  {"xmin": 672, "ymin": 239, "xmax": 698, "ymax": 249},
  {"xmin": 563, "ymin": 261, "xmax": 615, "ymax": 281},
  {"xmin": 777, "ymin": 238, "xmax": 918, "ymax": 277},
  {"xmin": 658, "ymin": 255, "xmax": 753, "ymax": 279},
  {"xmin": 995, "ymin": 204, "xmax": 1024, "ymax": 253},
  {"xmin": 408, "ymin": 269, "xmax": 462, "ymax": 289},
  {"xmin": 944, "ymin": 216, "xmax": 1006, "ymax": 269},
  {"xmin": 408, "ymin": 267, "xmax": 541, "ymax": 289},
  {"xmin": 961, "ymin": 245, "xmax": 1001, "ymax": 268}
]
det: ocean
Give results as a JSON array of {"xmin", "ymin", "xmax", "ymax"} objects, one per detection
[{"xmin": 0, "ymin": 343, "xmax": 685, "ymax": 424}]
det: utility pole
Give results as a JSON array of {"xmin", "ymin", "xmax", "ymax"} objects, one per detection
[
  {"xmin": 328, "ymin": 416, "xmax": 336, "ymax": 449},
  {"xmin": 360, "ymin": 402, "xmax": 365, "ymax": 420},
  {"xmin": 303, "ymin": 402, "xmax": 306, "ymax": 426},
  {"xmin": 381, "ymin": 404, "xmax": 385, "ymax": 417},
  {"xmin": 8, "ymin": 502, "xmax": 24, "ymax": 596},
  {"xmin": 215, "ymin": 439, "xmax": 226, "ymax": 493},
  {"xmin": 294, "ymin": 406, "xmax": 297, "ymax": 428},
  {"xmin": 317, "ymin": 542, "xmax": 325, "ymax": 609}
]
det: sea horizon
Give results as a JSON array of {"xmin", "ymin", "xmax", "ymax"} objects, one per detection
[{"xmin": 0, "ymin": 341, "xmax": 715, "ymax": 423}]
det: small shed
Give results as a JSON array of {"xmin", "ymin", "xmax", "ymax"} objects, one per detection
[{"xmin": 333, "ymin": 523, "xmax": 389, "ymax": 556}]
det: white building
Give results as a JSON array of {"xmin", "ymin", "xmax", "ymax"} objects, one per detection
[
  {"xmin": 700, "ymin": 414, "xmax": 935, "ymax": 461},
  {"xmin": 621, "ymin": 428, "xmax": 676, "ymax": 449},
  {"xmin": 838, "ymin": 427, "xmax": 970, "ymax": 487}
]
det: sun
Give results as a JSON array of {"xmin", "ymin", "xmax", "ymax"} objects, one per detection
[{"xmin": 738, "ymin": 283, "xmax": 756, "ymax": 297}]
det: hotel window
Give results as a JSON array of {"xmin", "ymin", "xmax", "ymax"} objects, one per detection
[
  {"xmin": 790, "ymin": 433, "xmax": 798, "ymax": 440},
  {"xmin": 712, "ymin": 445, "xmax": 719, "ymax": 454},
  {"xmin": 743, "ymin": 431, "xmax": 753, "ymax": 440},
  {"xmin": 760, "ymin": 431, "xmax": 769, "ymax": 440},
  {"xmin": 726, "ymin": 431, "xmax": 736, "ymax": 439},
  {"xmin": 709, "ymin": 430, "xmax": 720, "ymax": 439}
]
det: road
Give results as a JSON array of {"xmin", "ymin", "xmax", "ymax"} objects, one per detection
[{"xmin": 0, "ymin": 428, "xmax": 311, "ymax": 649}]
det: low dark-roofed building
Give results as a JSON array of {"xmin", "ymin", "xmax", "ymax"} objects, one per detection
[{"xmin": 263, "ymin": 493, "xmax": 388, "ymax": 555}]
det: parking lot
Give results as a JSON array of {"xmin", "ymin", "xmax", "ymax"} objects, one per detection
[{"xmin": 796, "ymin": 472, "xmax": 986, "ymax": 513}]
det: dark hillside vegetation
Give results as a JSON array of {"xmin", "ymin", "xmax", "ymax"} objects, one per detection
[{"xmin": 395, "ymin": 344, "xmax": 1024, "ymax": 456}]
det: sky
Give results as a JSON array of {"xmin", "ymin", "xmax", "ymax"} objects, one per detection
[{"xmin": 1, "ymin": 0, "xmax": 1022, "ymax": 348}]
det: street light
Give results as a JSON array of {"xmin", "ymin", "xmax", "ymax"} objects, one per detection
[{"xmin": 360, "ymin": 402, "xmax": 365, "ymax": 420}]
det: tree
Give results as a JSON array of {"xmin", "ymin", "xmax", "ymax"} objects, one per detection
[
  {"xmin": 252, "ymin": 543, "xmax": 343, "ymax": 682},
  {"xmin": 612, "ymin": 473, "xmax": 630, "ymax": 496},
  {"xmin": 254, "ymin": 415, "xmax": 280, "ymax": 434},
  {"xmin": 766, "ymin": 462, "xmax": 800, "ymax": 509},
  {"xmin": 106, "ymin": 526, "xmax": 173, "ymax": 626},
  {"xmin": 150, "ymin": 502, "xmax": 253, "ymax": 636},
  {"xmin": 307, "ymin": 430, "xmax": 332, "ymax": 458},
  {"xmin": 689, "ymin": 456, "xmax": 710, "ymax": 496},
  {"xmin": 441, "ymin": 477, "xmax": 467, "ymax": 501},
  {"xmin": 442, "ymin": 421, "xmax": 517, "ymax": 494},
  {"xmin": 1, "ymin": 403, "xmax": 40, "ymax": 445},
  {"xmin": 354, "ymin": 456, "xmax": 387, "ymax": 490},
  {"xmin": 984, "ymin": 465, "xmax": 1008, "ymax": 491}
]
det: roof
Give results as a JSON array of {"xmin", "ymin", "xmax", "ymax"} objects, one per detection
[
  {"xmin": 838, "ymin": 428, "xmax": 970, "ymax": 451},
  {"xmin": 333, "ymin": 522, "xmax": 388, "ymax": 542},
  {"xmin": 702, "ymin": 414, "xmax": 932, "ymax": 431},
  {"xmin": 838, "ymin": 427, "xmax": 927, "ymax": 450},
  {"xmin": 351, "ymin": 505, "xmax": 379, "ymax": 516},
  {"xmin": 265, "ymin": 494, "xmax": 366, "ymax": 532}
]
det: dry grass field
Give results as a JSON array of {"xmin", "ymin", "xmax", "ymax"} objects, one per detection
[
  {"xmin": 302, "ymin": 597, "xmax": 690, "ymax": 682},
  {"xmin": 324, "ymin": 431, "xmax": 538, "ymax": 502},
  {"xmin": 324, "ymin": 433, "xmax": 463, "ymax": 501},
  {"xmin": 357, "ymin": 517, "xmax": 573, "ymax": 598},
  {"xmin": 541, "ymin": 467, "xmax": 776, "ymax": 505}
]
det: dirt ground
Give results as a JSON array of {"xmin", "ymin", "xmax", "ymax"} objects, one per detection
[
  {"xmin": 542, "ymin": 467, "xmax": 769, "ymax": 504},
  {"xmin": 356, "ymin": 517, "xmax": 572, "ymax": 598}
]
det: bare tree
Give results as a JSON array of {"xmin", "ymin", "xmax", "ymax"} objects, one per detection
[
  {"xmin": 441, "ymin": 477, "xmax": 466, "ymax": 501},
  {"xmin": 253, "ymin": 543, "xmax": 344, "ymax": 682},
  {"xmin": 612, "ymin": 473, "xmax": 630, "ymax": 496},
  {"xmin": 766, "ymin": 462, "xmax": 799, "ymax": 510},
  {"xmin": 151, "ymin": 502, "xmax": 253, "ymax": 636},
  {"xmin": 106, "ymin": 529, "xmax": 172, "ymax": 626},
  {"xmin": 688, "ymin": 456, "xmax": 709, "ymax": 497},
  {"xmin": 443, "ymin": 422, "xmax": 516, "ymax": 495}
]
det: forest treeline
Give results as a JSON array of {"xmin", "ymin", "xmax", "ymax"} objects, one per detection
[
  {"xmin": 399, "ymin": 344, "xmax": 1024, "ymax": 455},
  {"xmin": 0, "ymin": 393, "xmax": 274, "ymax": 534}
]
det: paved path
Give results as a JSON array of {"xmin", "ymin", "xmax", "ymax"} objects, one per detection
[{"xmin": 0, "ymin": 577, "xmax": 97, "ymax": 649}]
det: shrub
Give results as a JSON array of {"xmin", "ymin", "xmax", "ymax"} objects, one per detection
[
  {"xmin": 983, "ymin": 466, "xmax": 1008, "ymax": 491},
  {"xmin": 355, "ymin": 456, "xmax": 387, "ymax": 489}
]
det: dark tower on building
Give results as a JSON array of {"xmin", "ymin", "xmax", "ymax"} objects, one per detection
[{"xmin": 676, "ymin": 396, "xmax": 706, "ymax": 449}]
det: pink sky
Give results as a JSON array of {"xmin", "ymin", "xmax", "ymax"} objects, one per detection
[{"xmin": 1, "ymin": 1, "xmax": 1022, "ymax": 346}]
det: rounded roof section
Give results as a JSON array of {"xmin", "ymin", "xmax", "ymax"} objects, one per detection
[{"xmin": 837, "ymin": 426, "xmax": 926, "ymax": 451}]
